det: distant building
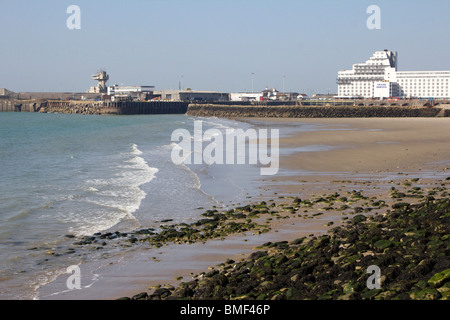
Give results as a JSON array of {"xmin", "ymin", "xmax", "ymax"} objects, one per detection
[
  {"xmin": 0, "ymin": 88, "xmax": 16, "ymax": 99},
  {"xmin": 107, "ymin": 85, "xmax": 155, "ymax": 101},
  {"xmin": 396, "ymin": 71, "xmax": 450, "ymax": 99},
  {"xmin": 229, "ymin": 92, "xmax": 263, "ymax": 101},
  {"xmin": 154, "ymin": 89, "xmax": 228, "ymax": 102},
  {"xmin": 230, "ymin": 89, "xmax": 304, "ymax": 102},
  {"xmin": 14, "ymin": 92, "xmax": 100, "ymax": 100},
  {"xmin": 262, "ymin": 87, "xmax": 279, "ymax": 100},
  {"xmin": 337, "ymin": 50, "xmax": 450, "ymax": 99}
]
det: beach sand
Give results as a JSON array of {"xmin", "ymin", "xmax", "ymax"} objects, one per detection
[
  {"xmin": 252, "ymin": 117, "xmax": 450, "ymax": 197},
  {"xmin": 123, "ymin": 117, "xmax": 450, "ymax": 299},
  {"xmin": 38, "ymin": 117, "xmax": 450, "ymax": 300}
]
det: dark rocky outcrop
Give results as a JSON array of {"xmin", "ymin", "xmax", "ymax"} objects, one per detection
[{"xmin": 121, "ymin": 190, "xmax": 450, "ymax": 300}]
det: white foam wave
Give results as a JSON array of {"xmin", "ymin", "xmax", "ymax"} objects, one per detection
[
  {"xmin": 131, "ymin": 143, "xmax": 143, "ymax": 155},
  {"xmin": 69, "ymin": 144, "xmax": 158, "ymax": 236}
]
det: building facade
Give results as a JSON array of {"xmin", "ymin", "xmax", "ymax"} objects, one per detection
[
  {"xmin": 107, "ymin": 85, "xmax": 155, "ymax": 100},
  {"xmin": 395, "ymin": 71, "xmax": 450, "ymax": 99},
  {"xmin": 229, "ymin": 92, "xmax": 263, "ymax": 101},
  {"xmin": 337, "ymin": 50, "xmax": 398, "ymax": 98},
  {"xmin": 154, "ymin": 89, "xmax": 227, "ymax": 102},
  {"xmin": 337, "ymin": 50, "xmax": 450, "ymax": 99}
]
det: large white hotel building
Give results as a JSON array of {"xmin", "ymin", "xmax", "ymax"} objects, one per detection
[{"xmin": 337, "ymin": 50, "xmax": 450, "ymax": 99}]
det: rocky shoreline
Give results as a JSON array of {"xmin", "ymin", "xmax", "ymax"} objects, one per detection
[
  {"xmin": 109, "ymin": 176, "xmax": 450, "ymax": 300},
  {"xmin": 187, "ymin": 104, "xmax": 445, "ymax": 118}
]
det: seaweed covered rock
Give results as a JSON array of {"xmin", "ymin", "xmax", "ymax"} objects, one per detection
[{"xmin": 139, "ymin": 196, "xmax": 449, "ymax": 300}]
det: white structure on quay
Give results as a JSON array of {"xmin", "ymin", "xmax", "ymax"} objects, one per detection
[{"xmin": 337, "ymin": 50, "xmax": 450, "ymax": 99}]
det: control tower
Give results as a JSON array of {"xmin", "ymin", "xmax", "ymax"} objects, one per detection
[{"xmin": 87, "ymin": 69, "xmax": 109, "ymax": 93}]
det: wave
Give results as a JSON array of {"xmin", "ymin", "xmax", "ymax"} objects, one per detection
[
  {"xmin": 131, "ymin": 143, "xmax": 143, "ymax": 155},
  {"xmin": 69, "ymin": 144, "xmax": 158, "ymax": 236}
]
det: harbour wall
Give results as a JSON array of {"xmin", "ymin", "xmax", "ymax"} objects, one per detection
[
  {"xmin": 1, "ymin": 100, "xmax": 449, "ymax": 118},
  {"xmin": 0, "ymin": 100, "xmax": 189, "ymax": 115},
  {"xmin": 186, "ymin": 104, "xmax": 445, "ymax": 118},
  {"xmin": 0, "ymin": 100, "xmax": 45, "ymax": 112}
]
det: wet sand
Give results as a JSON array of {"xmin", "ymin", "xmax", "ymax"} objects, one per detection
[
  {"xmin": 251, "ymin": 117, "xmax": 450, "ymax": 198},
  {"xmin": 38, "ymin": 117, "xmax": 450, "ymax": 300}
]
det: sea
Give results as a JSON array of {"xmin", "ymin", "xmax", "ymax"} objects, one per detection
[{"xmin": 0, "ymin": 112, "xmax": 295, "ymax": 300}]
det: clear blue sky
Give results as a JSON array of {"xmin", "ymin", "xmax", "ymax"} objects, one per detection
[{"xmin": 1, "ymin": 0, "xmax": 450, "ymax": 94}]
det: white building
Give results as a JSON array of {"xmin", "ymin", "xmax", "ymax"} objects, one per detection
[
  {"xmin": 154, "ymin": 89, "xmax": 227, "ymax": 102},
  {"xmin": 107, "ymin": 85, "xmax": 155, "ymax": 100},
  {"xmin": 337, "ymin": 50, "xmax": 398, "ymax": 99},
  {"xmin": 337, "ymin": 50, "xmax": 450, "ymax": 99},
  {"xmin": 229, "ymin": 92, "xmax": 263, "ymax": 101},
  {"xmin": 396, "ymin": 71, "xmax": 450, "ymax": 99}
]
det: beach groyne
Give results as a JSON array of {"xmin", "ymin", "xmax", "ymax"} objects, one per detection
[{"xmin": 186, "ymin": 104, "xmax": 445, "ymax": 118}]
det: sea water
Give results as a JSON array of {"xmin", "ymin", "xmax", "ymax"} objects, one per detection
[{"xmin": 0, "ymin": 112, "xmax": 264, "ymax": 299}]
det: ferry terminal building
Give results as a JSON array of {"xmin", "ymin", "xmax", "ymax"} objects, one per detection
[{"xmin": 337, "ymin": 50, "xmax": 450, "ymax": 100}]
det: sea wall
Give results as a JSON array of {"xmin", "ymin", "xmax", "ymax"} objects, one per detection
[
  {"xmin": 0, "ymin": 100, "xmax": 44, "ymax": 112},
  {"xmin": 186, "ymin": 104, "xmax": 444, "ymax": 118},
  {"xmin": 44, "ymin": 101, "xmax": 104, "ymax": 114},
  {"xmin": 102, "ymin": 101, "xmax": 189, "ymax": 115},
  {"xmin": 2, "ymin": 100, "xmax": 448, "ymax": 118},
  {"xmin": 42, "ymin": 101, "xmax": 189, "ymax": 115}
]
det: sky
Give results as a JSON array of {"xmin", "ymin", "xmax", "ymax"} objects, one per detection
[{"xmin": 1, "ymin": 0, "xmax": 450, "ymax": 94}]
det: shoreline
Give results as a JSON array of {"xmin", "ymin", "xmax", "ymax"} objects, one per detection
[{"xmin": 38, "ymin": 117, "xmax": 450, "ymax": 300}]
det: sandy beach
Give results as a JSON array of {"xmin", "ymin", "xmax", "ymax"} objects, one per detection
[
  {"xmin": 270, "ymin": 117, "xmax": 450, "ymax": 173},
  {"xmin": 253, "ymin": 117, "xmax": 450, "ymax": 198},
  {"xmin": 123, "ymin": 117, "xmax": 449, "ymax": 299},
  {"xmin": 37, "ymin": 117, "xmax": 450, "ymax": 300}
]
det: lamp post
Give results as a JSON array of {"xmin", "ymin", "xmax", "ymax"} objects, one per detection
[{"xmin": 251, "ymin": 72, "xmax": 255, "ymax": 93}]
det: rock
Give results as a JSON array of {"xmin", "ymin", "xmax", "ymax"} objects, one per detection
[
  {"xmin": 373, "ymin": 239, "xmax": 392, "ymax": 250},
  {"xmin": 410, "ymin": 289, "xmax": 441, "ymax": 300},
  {"xmin": 131, "ymin": 292, "xmax": 148, "ymax": 300},
  {"xmin": 285, "ymin": 287, "xmax": 299, "ymax": 299},
  {"xmin": 392, "ymin": 202, "xmax": 410, "ymax": 209},
  {"xmin": 249, "ymin": 251, "xmax": 268, "ymax": 260},
  {"xmin": 352, "ymin": 214, "xmax": 367, "ymax": 224},
  {"xmin": 128, "ymin": 237, "xmax": 138, "ymax": 243},
  {"xmin": 150, "ymin": 288, "xmax": 172, "ymax": 299},
  {"xmin": 427, "ymin": 269, "xmax": 450, "ymax": 288}
]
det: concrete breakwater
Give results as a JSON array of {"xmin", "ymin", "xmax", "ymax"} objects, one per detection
[
  {"xmin": 1, "ymin": 100, "xmax": 448, "ymax": 118},
  {"xmin": 0, "ymin": 100, "xmax": 45, "ymax": 112},
  {"xmin": 0, "ymin": 100, "xmax": 189, "ymax": 115},
  {"xmin": 102, "ymin": 101, "xmax": 189, "ymax": 115},
  {"xmin": 186, "ymin": 104, "xmax": 445, "ymax": 118},
  {"xmin": 44, "ymin": 101, "xmax": 189, "ymax": 115}
]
